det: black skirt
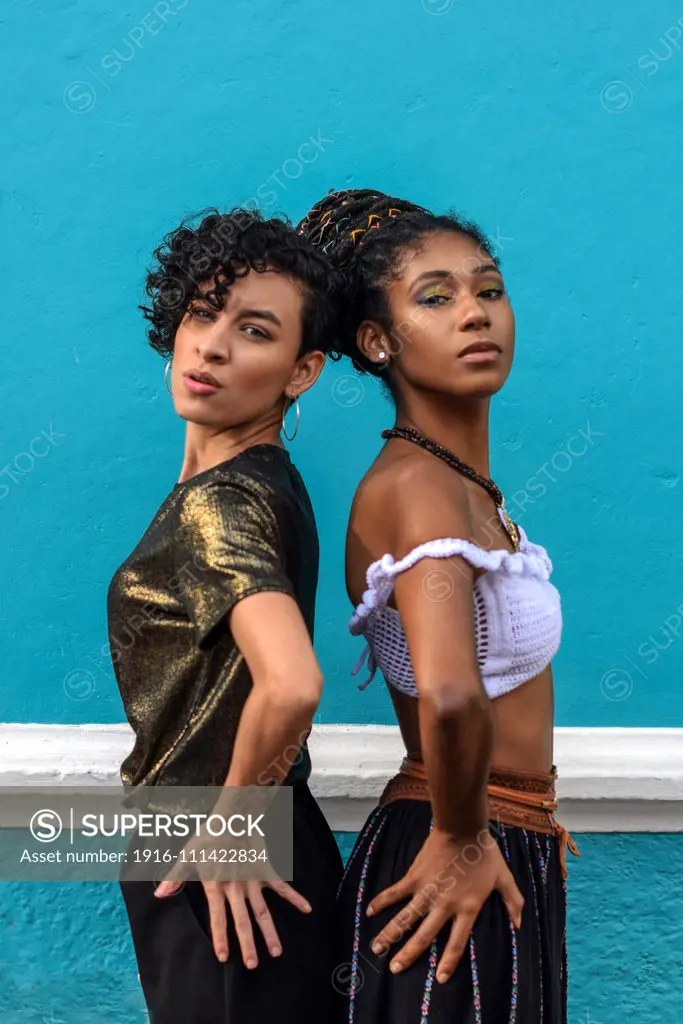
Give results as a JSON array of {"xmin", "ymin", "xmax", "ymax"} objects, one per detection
[
  {"xmin": 119, "ymin": 780, "xmax": 343, "ymax": 1024},
  {"xmin": 335, "ymin": 798, "xmax": 568, "ymax": 1024}
]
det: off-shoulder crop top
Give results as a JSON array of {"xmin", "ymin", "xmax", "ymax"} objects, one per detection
[{"xmin": 350, "ymin": 509, "xmax": 562, "ymax": 699}]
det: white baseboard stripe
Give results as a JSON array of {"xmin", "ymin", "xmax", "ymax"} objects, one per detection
[{"xmin": 1, "ymin": 723, "xmax": 681, "ymax": 832}]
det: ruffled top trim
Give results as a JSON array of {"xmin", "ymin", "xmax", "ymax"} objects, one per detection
[{"xmin": 350, "ymin": 522, "xmax": 553, "ymax": 636}]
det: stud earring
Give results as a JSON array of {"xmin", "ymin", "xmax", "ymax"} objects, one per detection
[
  {"xmin": 378, "ymin": 351, "xmax": 386, "ymax": 360},
  {"xmin": 164, "ymin": 359, "xmax": 173, "ymax": 396},
  {"xmin": 282, "ymin": 393, "xmax": 300, "ymax": 441}
]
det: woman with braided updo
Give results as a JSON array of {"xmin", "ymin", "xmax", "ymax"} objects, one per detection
[{"xmin": 299, "ymin": 190, "xmax": 577, "ymax": 1023}]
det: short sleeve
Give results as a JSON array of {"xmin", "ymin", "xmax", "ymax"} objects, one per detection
[{"xmin": 175, "ymin": 473, "xmax": 295, "ymax": 647}]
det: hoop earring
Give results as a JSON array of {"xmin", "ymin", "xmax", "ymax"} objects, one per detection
[
  {"xmin": 282, "ymin": 394, "xmax": 300, "ymax": 441},
  {"xmin": 164, "ymin": 359, "xmax": 173, "ymax": 397}
]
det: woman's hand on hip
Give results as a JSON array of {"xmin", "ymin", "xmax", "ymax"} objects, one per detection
[
  {"xmin": 366, "ymin": 827, "xmax": 524, "ymax": 983},
  {"xmin": 153, "ymin": 814, "xmax": 313, "ymax": 968},
  {"xmin": 155, "ymin": 875, "xmax": 312, "ymax": 967},
  {"xmin": 201, "ymin": 878, "xmax": 311, "ymax": 966}
]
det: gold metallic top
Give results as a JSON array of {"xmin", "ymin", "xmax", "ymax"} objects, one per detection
[{"xmin": 107, "ymin": 444, "xmax": 317, "ymax": 788}]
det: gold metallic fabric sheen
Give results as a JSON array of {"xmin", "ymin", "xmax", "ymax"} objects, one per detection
[{"xmin": 107, "ymin": 444, "xmax": 317, "ymax": 788}]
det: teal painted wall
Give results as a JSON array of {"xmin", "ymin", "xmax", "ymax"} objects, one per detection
[
  {"xmin": 1, "ymin": 0, "xmax": 682, "ymax": 729},
  {"xmin": 2, "ymin": 0, "xmax": 683, "ymax": 1019},
  {"xmin": 1, "ymin": 835, "xmax": 681, "ymax": 1023}
]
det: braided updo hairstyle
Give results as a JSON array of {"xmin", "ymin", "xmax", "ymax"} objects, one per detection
[{"xmin": 297, "ymin": 189, "xmax": 497, "ymax": 396}]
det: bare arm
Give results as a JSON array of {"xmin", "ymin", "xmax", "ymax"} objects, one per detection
[
  {"xmin": 157, "ymin": 591, "xmax": 323, "ymax": 967},
  {"xmin": 223, "ymin": 589, "xmax": 322, "ymax": 787},
  {"xmin": 364, "ymin": 456, "xmax": 522, "ymax": 982},
  {"xmin": 389, "ymin": 458, "xmax": 493, "ymax": 839}
]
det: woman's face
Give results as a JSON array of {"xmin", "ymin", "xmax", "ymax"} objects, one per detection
[
  {"xmin": 170, "ymin": 269, "xmax": 323, "ymax": 428},
  {"xmin": 362, "ymin": 231, "xmax": 515, "ymax": 401}
]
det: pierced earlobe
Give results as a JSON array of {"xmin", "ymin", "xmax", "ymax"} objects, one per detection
[{"xmin": 282, "ymin": 393, "xmax": 301, "ymax": 441}]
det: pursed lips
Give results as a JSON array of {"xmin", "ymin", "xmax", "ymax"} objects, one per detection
[{"xmin": 185, "ymin": 369, "xmax": 222, "ymax": 387}]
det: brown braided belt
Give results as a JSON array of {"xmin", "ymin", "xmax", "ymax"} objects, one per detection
[{"xmin": 379, "ymin": 757, "xmax": 580, "ymax": 879}]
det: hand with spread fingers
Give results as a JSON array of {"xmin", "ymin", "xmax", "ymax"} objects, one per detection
[
  {"xmin": 156, "ymin": 875, "xmax": 312, "ymax": 967},
  {"xmin": 153, "ymin": 823, "xmax": 312, "ymax": 968},
  {"xmin": 365, "ymin": 827, "xmax": 524, "ymax": 984}
]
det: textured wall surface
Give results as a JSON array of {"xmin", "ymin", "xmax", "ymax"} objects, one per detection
[
  {"xmin": 0, "ymin": 834, "xmax": 681, "ymax": 1023},
  {"xmin": 2, "ymin": 0, "xmax": 682, "ymax": 1019},
  {"xmin": 1, "ymin": 0, "xmax": 682, "ymax": 729}
]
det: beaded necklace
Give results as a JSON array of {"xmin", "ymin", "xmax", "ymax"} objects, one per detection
[{"xmin": 381, "ymin": 426, "xmax": 521, "ymax": 553}]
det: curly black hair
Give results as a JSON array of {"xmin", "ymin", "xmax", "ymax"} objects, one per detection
[
  {"xmin": 297, "ymin": 189, "xmax": 497, "ymax": 393},
  {"xmin": 140, "ymin": 207, "xmax": 345, "ymax": 359}
]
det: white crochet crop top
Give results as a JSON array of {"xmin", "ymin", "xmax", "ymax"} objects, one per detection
[{"xmin": 350, "ymin": 509, "xmax": 562, "ymax": 700}]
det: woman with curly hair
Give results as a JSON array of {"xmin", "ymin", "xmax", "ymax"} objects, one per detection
[
  {"xmin": 299, "ymin": 189, "xmax": 578, "ymax": 1023},
  {"xmin": 110, "ymin": 208, "xmax": 344, "ymax": 1023}
]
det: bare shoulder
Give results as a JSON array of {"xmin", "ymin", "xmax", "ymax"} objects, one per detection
[{"xmin": 350, "ymin": 449, "xmax": 474, "ymax": 561}]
